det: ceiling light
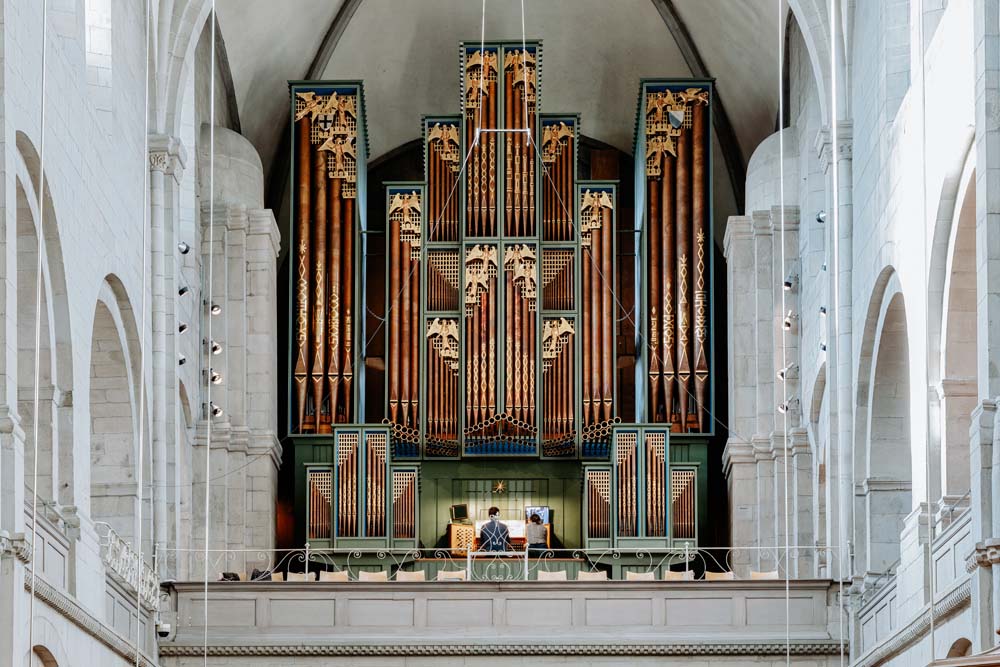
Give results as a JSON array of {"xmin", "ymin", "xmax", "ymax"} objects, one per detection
[
  {"xmin": 816, "ymin": 210, "xmax": 826, "ymax": 224},
  {"xmin": 177, "ymin": 241, "xmax": 191, "ymax": 255},
  {"xmin": 210, "ymin": 303, "xmax": 222, "ymax": 316}
]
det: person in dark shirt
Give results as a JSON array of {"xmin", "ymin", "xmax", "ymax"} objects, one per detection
[{"xmin": 479, "ymin": 506, "xmax": 510, "ymax": 551}]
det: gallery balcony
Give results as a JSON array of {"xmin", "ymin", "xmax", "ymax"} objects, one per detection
[{"xmin": 157, "ymin": 546, "xmax": 847, "ymax": 664}]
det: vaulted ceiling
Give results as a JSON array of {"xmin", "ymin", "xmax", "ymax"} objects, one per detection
[{"xmin": 216, "ymin": 0, "xmax": 782, "ymax": 220}]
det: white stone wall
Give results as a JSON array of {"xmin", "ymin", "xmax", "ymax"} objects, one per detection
[
  {"xmin": 727, "ymin": 0, "xmax": 987, "ymax": 664},
  {"xmin": 0, "ymin": 0, "xmax": 279, "ymax": 664}
]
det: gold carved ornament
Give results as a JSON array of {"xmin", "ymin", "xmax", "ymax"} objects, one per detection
[
  {"xmin": 541, "ymin": 318, "xmax": 575, "ymax": 371},
  {"xmin": 541, "ymin": 122, "xmax": 574, "ymax": 164},
  {"xmin": 644, "ymin": 87, "xmax": 708, "ymax": 178},
  {"xmin": 503, "ymin": 244, "xmax": 537, "ymax": 310},
  {"xmin": 295, "ymin": 90, "xmax": 360, "ymax": 197},
  {"xmin": 579, "ymin": 189, "xmax": 613, "ymax": 248},
  {"xmin": 389, "ymin": 191, "xmax": 422, "ymax": 249}
]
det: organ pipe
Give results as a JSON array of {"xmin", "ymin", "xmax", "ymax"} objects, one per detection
[
  {"xmin": 644, "ymin": 85, "xmax": 711, "ymax": 433},
  {"xmin": 291, "ymin": 89, "xmax": 360, "ymax": 433}
]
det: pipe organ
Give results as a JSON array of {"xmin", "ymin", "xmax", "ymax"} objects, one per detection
[
  {"xmin": 638, "ymin": 82, "xmax": 713, "ymax": 433},
  {"xmin": 290, "ymin": 49, "xmax": 713, "ymax": 551}
]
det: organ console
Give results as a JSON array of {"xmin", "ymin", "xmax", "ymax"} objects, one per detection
[{"xmin": 289, "ymin": 46, "xmax": 712, "ymax": 553}]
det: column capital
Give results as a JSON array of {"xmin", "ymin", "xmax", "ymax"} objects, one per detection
[
  {"xmin": 814, "ymin": 122, "xmax": 853, "ymax": 172},
  {"xmin": 149, "ymin": 134, "xmax": 187, "ymax": 181},
  {"xmin": 247, "ymin": 208, "xmax": 281, "ymax": 259},
  {"xmin": 723, "ymin": 215, "xmax": 752, "ymax": 260}
]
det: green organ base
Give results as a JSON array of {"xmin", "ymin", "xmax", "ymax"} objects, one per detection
[{"xmin": 291, "ymin": 434, "xmax": 709, "ymax": 551}]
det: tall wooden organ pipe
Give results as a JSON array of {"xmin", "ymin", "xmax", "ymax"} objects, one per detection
[
  {"xmin": 465, "ymin": 48, "xmax": 499, "ymax": 237},
  {"xmin": 291, "ymin": 86, "xmax": 362, "ymax": 433},
  {"xmin": 643, "ymin": 84, "xmax": 711, "ymax": 433},
  {"xmin": 386, "ymin": 189, "xmax": 423, "ymax": 431}
]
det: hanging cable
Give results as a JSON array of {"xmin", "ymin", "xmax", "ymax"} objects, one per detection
[
  {"xmin": 27, "ymin": 0, "xmax": 50, "ymax": 655},
  {"xmin": 828, "ymin": 0, "xmax": 847, "ymax": 663},
  {"xmin": 133, "ymin": 0, "xmax": 153, "ymax": 664},
  {"xmin": 203, "ymin": 3, "xmax": 217, "ymax": 665},
  {"xmin": 776, "ymin": 1, "xmax": 791, "ymax": 664},
  {"xmin": 918, "ymin": 1, "xmax": 937, "ymax": 655}
]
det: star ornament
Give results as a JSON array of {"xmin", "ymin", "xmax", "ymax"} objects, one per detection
[{"xmin": 492, "ymin": 480, "xmax": 507, "ymax": 494}]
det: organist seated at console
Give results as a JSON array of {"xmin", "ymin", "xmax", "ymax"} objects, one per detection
[{"xmin": 478, "ymin": 506, "xmax": 510, "ymax": 551}]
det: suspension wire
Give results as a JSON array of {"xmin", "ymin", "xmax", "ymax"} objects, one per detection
[
  {"xmin": 777, "ymin": 1, "xmax": 791, "ymax": 664},
  {"xmin": 134, "ymin": 0, "xmax": 152, "ymax": 663},
  {"xmin": 918, "ymin": 2, "xmax": 936, "ymax": 655},
  {"xmin": 203, "ymin": 3, "xmax": 217, "ymax": 665},
  {"xmin": 27, "ymin": 0, "xmax": 49, "ymax": 655},
  {"xmin": 828, "ymin": 0, "xmax": 847, "ymax": 663}
]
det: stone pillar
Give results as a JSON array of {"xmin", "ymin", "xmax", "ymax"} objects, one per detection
[
  {"xmin": 970, "ymin": 0, "xmax": 1000, "ymax": 650},
  {"xmin": 723, "ymin": 214, "xmax": 756, "ymax": 575},
  {"xmin": 816, "ymin": 122, "xmax": 854, "ymax": 581},
  {"xmin": 148, "ymin": 134, "xmax": 185, "ymax": 575},
  {"xmin": 244, "ymin": 209, "xmax": 280, "ymax": 552}
]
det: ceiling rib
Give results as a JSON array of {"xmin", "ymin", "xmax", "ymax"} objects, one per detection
[{"xmin": 649, "ymin": 0, "xmax": 746, "ymax": 213}]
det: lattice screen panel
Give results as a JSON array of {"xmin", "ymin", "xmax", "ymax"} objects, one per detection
[
  {"xmin": 671, "ymin": 468, "xmax": 696, "ymax": 540},
  {"xmin": 307, "ymin": 468, "xmax": 332, "ymax": 541}
]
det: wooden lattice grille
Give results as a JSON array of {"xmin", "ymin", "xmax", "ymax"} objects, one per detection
[
  {"xmin": 586, "ymin": 469, "xmax": 611, "ymax": 539},
  {"xmin": 392, "ymin": 471, "xmax": 417, "ymax": 539},
  {"xmin": 365, "ymin": 433, "xmax": 387, "ymax": 537},
  {"xmin": 615, "ymin": 432, "xmax": 638, "ymax": 537},
  {"xmin": 671, "ymin": 468, "xmax": 696, "ymax": 540},
  {"xmin": 645, "ymin": 433, "xmax": 667, "ymax": 536},
  {"xmin": 337, "ymin": 433, "xmax": 358, "ymax": 537},
  {"xmin": 307, "ymin": 468, "xmax": 332, "ymax": 540}
]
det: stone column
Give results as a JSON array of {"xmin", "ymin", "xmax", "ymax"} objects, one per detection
[
  {"xmin": 148, "ymin": 134, "xmax": 185, "ymax": 575},
  {"xmin": 244, "ymin": 208, "xmax": 280, "ymax": 552},
  {"xmin": 816, "ymin": 122, "xmax": 854, "ymax": 581},
  {"xmin": 970, "ymin": 0, "xmax": 1000, "ymax": 650},
  {"xmin": 723, "ymin": 214, "xmax": 756, "ymax": 576}
]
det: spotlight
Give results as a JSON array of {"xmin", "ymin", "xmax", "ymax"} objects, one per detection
[
  {"xmin": 783, "ymin": 310, "xmax": 798, "ymax": 331},
  {"xmin": 816, "ymin": 210, "xmax": 826, "ymax": 224},
  {"xmin": 819, "ymin": 342, "xmax": 828, "ymax": 352},
  {"xmin": 178, "ymin": 354, "xmax": 187, "ymax": 366},
  {"xmin": 210, "ymin": 403, "xmax": 223, "ymax": 418},
  {"xmin": 783, "ymin": 273, "xmax": 798, "ymax": 292},
  {"xmin": 819, "ymin": 306, "xmax": 827, "ymax": 317},
  {"xmin": 210, "ymin": 303, "xmax": 222, "ymax": 316},
  {"xmin": 209, "ymin": 369, "xmax": 223, "ymax": 385},
  {"xmin": 210, "ymin": 340, "xmax": 223, "ymax": 355},
  {"xmin": 178, "ymin": 322, "xmax": 189, "ymax": 334},
  {"xmin": 777, "ymin": 398, "xmax": 800, "ymax": 415},
  {"xmin": 178, "ymin": 285, "xmax": 190, "ymax": 297},
  {"xmin": 776, "ymin": 363, "xmax": 799, "ymax": 381},
  {"xmin": 177, "ymin": 241, "xmax": 191, "ymax": 255}
]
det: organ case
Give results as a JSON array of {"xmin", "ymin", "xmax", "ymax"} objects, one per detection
[{"xmin": 637, "ymin": 80, "xmax": 714, "ymax": 435}]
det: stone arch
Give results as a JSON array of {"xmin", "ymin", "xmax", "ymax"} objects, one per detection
[
  {"xmin": 88, "ymin": 275, "xmax": 147, "ymax": 545},
  {"xmin": 856, "ymin": 270, "xmax": 912, "ymax": 576},
  {"xmin": 14, "ymin": 131, "xmax": 75, "ymax": 508},
  {"xmin": 938, "ymin": 158, "xmax": 977, "ymax": 506},
  {"xmin": 808, "ymin": 363, "xmax": 828, "ymax": 574},
  {"xmin": 27, "ymin": 615, "xmax": 68, "ymax": 667},
  {"xmin": 31, "ymin": 646, "xmax": 58, "ymax": 667}
]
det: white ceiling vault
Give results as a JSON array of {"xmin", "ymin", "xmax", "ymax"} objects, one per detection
[{"xmin": 216, "ymin": 0, "xmax": 782, "ymax": 217}]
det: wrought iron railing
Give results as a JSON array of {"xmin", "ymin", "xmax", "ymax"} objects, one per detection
[
  {"xmin": 159, "ymin": 544, "xmax": 846, "ymax": 584},
  {"xmin": 94, "ymin": 522, "xmax": 159, "ymax": 610}
]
